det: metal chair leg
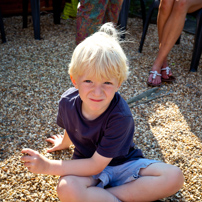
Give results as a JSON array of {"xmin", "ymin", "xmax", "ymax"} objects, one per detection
[
  {"xmin": 117, "ymin": 0, "xmax": 131, "ymax": 39},
  {"xmin": 53, "ymin": 0, "xmax": 62, "ymax": 24},
  {"xmin": 140, "ymin": 0, "xmax": 146, "ymax": 27},
  {"xmin": 190, "ymin": 9, "xmax": 202, "ymax": 72},
  {"xmin": 0, "ymin": 8, "xmax": 6, "ymax": 43},
  {"xmin": 22, "ymin": 0, "xmax": 29, "ymax": 28},
  {"xmin": 138, "ymin": 0, "xmax": 159, "ymax": 53},
  {"xmin": 30, "ymin": 0, "xmax": 40, "ymax": 40}
]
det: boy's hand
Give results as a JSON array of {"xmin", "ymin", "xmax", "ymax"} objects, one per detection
[
  {"xmin": 46, "ymin": 134, "xmax": 65, "ymax": 153},
  {"xmin": 21, "ymin": 148, "xmax": 50, "ymax": 174}
]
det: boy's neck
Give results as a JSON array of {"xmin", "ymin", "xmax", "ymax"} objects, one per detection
[
  {"xmin": 81, "ymin": 107, "xmax": 101, "ymax": 121},
  {"xmin": 81, "ymin": 103, "xmax": 109, "ymax": 121}
]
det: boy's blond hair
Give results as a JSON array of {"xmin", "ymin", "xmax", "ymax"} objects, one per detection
[{"xmin": 68, "ymin": 23, "xmax": 129, "ymax": 86}]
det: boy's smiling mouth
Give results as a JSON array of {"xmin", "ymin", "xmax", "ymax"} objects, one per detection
[{"xmin": 90, "ymin": 98, "xmax": 103, "ymax": 102}]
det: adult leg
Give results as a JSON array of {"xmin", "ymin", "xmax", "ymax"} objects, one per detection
[
  {"xmin": 160, "ymin": 0, "xmax": 202, "ymax": 79},
  {"xmin": 76, "ymin": 0, "xmax": 109, "ymax": 45},
  {"xmin": 157, "ymin": 0, "xmax": 174, "ymax": 45},
  {"xmin": 148, "ymin": 0, "xmax": 186, "ymax": 86},
  {"xmin": 57, "ymin": 175, "xmax": 120, "ymax": 202},
  {"xmin": 148, "ymin": 0, "xmax": 202, "ymax": 86},
  {"xmin": 107, "ymin": 163, "xmax": 184, "ymax": 202},
  {"xmin": 157, "ymin": 0, "xmax": 175, "ymax": 79},
  {"xmin": 187, "ymin": 0, "xmax": 202, "ymax": 13}
]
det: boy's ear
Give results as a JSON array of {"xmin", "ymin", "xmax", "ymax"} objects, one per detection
[
  {"xmin": 116, "ymin": 84, "xmax": 121, "ymax": 91},
  {"xmin": 70, "ymin": 75, "xmax": 78, "ymax": 88}
]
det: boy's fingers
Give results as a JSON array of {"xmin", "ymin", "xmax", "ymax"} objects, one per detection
[
  {"xmin": 24, "ymin": 162, "xmax": 33, "ymax": 168},
  {"xmin": 21, "ymin": 155, "xmax": 33, "ymax": 162},
  {"xmin": 47, "ymin": 147, "xmax": 57, "ymax": 153},
  {"xmin": 51, "ymin": 135, "xmax": 58, "ymax": 139},
  {"xmin": 21, "ymin": 148, "xmax": 38, "ymax": 156},
  {"xmin": 46, "ymin": 138, "xmax": 55, "ymax": 144}
]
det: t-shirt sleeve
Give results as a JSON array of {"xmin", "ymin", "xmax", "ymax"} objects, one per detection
[
  {"xmin": 56, "ymin": 88, "xmax": 77, "ymax": 129},
  {"xmin": 96, "ymin": 115, "xmax": 134, "ymax": 158},
  {"xmin": 56, "ymin": 99, "xmax": 65, "ymax": 129}
]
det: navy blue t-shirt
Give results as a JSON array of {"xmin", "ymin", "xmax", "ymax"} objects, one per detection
[{"xmin": 57, "ymin": 87, "xmax": 144, "ymax": 166}]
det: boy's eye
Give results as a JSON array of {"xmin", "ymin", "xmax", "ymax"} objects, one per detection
[
  {"xmin": 84, "ymin": 80, "xmax": 92, "ymax": 83},
  {"xmin": 104, "ymin": 82, "xmax": 112, "ymax": 85}
]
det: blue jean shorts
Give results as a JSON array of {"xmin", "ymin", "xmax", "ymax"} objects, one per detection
[{"xmin": 92, "ymin": 158, "xmax": 160, "ymax": 188}]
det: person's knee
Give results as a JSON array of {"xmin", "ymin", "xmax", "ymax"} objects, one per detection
[
  {"xmin": 173, "ymin": 0, "xmax": 188, "ymax": 14},
  {"xmin": 166, "ymin": 165, "xmax": 184, "ymax": 191},
  {"xmin": 57, "ymin": 176, "xmax": 79, "ymax": 201},
  {"xmin": 159, "ymin": 0, "xmax": 174, "ymax": 13}
]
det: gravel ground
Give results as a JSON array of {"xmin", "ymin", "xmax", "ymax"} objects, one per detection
[{"xmin": 0, "ymin": 13, "xmax": 202, "ymax": 202}]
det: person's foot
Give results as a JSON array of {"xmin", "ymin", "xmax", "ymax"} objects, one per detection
[
  {"xmin": 161, "ymin": 66, "xmax": 172, "ymax": 79},
  {"xmin": 161, "ymin": 67, "xmax": 176, "ymax": 82},
  {"xmin": 147, "ymin": 70, "xmax": 162, "ymax": 87}
]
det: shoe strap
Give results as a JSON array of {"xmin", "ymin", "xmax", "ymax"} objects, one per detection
[
  {"xmin": 150, "ymin": 71, "xmax": 161, "ymax": 79},
  {"xmin": 161, "ymin": 66, "xmax": 171, "ymax": 75}
]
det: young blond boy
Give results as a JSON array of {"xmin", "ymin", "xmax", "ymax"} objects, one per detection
[{"xmin": 21, "ymin": 23, "xmax": 184, "ymax": 202}]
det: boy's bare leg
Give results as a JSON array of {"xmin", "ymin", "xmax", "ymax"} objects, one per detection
[
  {"xmin": 57, "ymin": 163, "xmax": 184, "ymax": 202},
  {"xmin": 107, "ymin": 163, "xmax": 184, "ymax": 202},
  {"xmin": 57, "ymin": 175, "xmax": 120, "ymax": 202}
]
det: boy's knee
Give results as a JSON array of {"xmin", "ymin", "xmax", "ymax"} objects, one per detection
[
  {"xmin": 167, "ymin": 165, "xmax": 184, "ymax": 190},
  {"xmin": 57, "ymin": 176, "xmax": 79, "ymax": 200}
]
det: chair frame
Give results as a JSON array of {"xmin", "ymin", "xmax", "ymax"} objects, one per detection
[
  {"xmin": 22, "ymin": 0, "xmax": 62, "ymax": 40},
  {"xmin": 118, "ymin": 0, "xmax": 146, "ymax": 39},
  {"xmin": 0, "ymin": 8, "xmax": 6, "ymax": 43}
]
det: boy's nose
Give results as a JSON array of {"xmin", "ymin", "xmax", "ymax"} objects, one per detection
[{"xmin": 93, "ymin": 85, "xmax": 102, "ymax": 96}]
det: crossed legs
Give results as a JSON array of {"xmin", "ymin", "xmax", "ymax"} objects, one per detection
[
  {"xmin": 57, "ymin": 163, "xmax": 184, "ymax": 202},
  {"xmin": 57, "ymin": 176, "xmax": 120, "ymax": 202},
  {"xmin": 148, "ymin": 0, "xmax": 202, "ymax": 86}
]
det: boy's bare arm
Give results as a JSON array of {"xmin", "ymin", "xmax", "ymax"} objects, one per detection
[
  {"xmin": 21, "ymin": 149, "xmax": 111, "ymax": 177},
  {"xmin": 63, "ymin": 129, "xmax": 73, "ymax": 146},
  {"xmin": 46, "ymin": 130, "xmax": 72, "ymax": 152}
]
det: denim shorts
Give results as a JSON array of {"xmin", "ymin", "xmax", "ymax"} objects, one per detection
[{"xmin": 92, "ymin": 158, "xmax": 160, "ymax": 188}]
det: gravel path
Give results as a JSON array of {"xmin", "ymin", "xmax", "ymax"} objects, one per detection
[{"xmin": 0, "ymin": 13, "xmax": 202, "ymax": 201}]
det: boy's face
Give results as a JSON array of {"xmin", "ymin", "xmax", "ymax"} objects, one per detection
[{"xmin": 71, "ymin": 71, "xmax": 120, "ymax": 120}]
